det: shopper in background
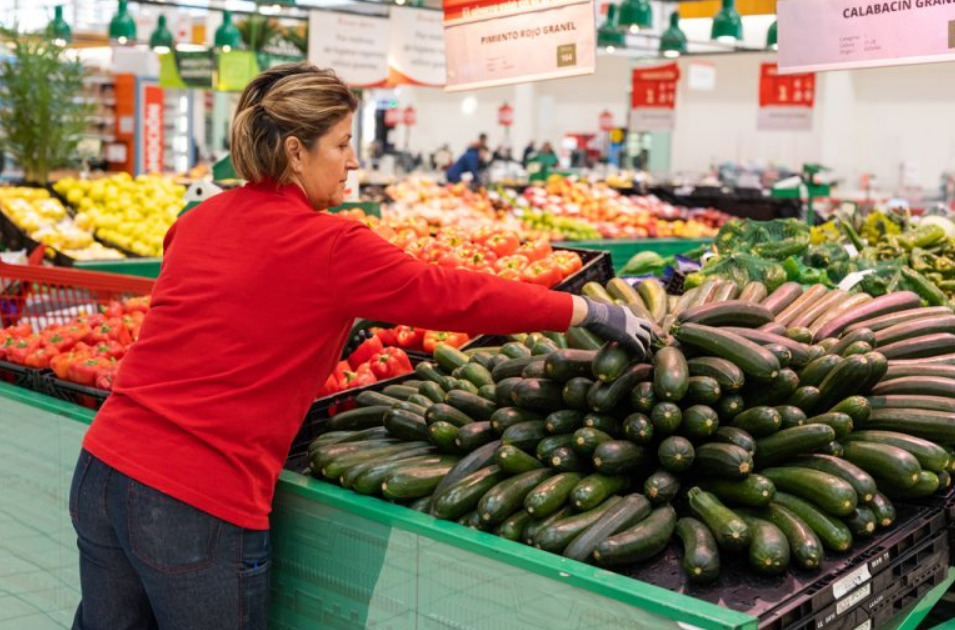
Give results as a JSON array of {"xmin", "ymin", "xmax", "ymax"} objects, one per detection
[
  {"xmin": 537, "ymin": 141, "xmax": 559, "ymax": 167},
  {"xmin": 68, "ymin": 63, "xmax": 654, "ymax": 630},
  {"xmin": 445, "ymin": 142, "xmax": 490, "ymax": 185},
  {"xmin": 522, "ymin": 141, "xmax": 537, "ymax": 167}
]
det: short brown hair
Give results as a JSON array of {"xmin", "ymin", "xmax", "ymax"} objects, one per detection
[{"xmin": 230, "ymin": 63, "xmax": 358, "ymax": 183}]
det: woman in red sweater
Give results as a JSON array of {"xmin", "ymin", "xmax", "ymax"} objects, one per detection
[{"xmin": 70, "ymin": 64, "xmax": 653, "ymax": 630}]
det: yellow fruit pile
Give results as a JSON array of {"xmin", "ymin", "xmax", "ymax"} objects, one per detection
[
  {"xmin": 0, "ymin": 188, "xmax": 124, "ymax": 260},
  {"xmin": 54, "ymin": 173, "xmax": 185, "ymax": 257}
]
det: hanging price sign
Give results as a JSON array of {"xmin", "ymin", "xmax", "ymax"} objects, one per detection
[
  {"xmin": 598, "ymin": 110, "xmax": 614, "ymax": 132},
  {"xmin": 498, "ymin": 103, "xmax": 514, "ymax": 127},
  {"xmin": 630, "ymin": 63, "xmax": 679, "ymax": 132},
  {"xmin": 757, "ymin": 63, "xmax": 816, "ymax": 131},
  {"xmin": 385, "ymin": 107, "xmax": 401, "ymax": 127},
  {"xmin": 403, "ymin": 106, "xmax": 417, "ymax": 126}
]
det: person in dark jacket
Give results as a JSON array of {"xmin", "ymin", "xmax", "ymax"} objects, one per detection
[{"xmin": 445, "ymin": 145, "xmax": 488, "ymax": 184}]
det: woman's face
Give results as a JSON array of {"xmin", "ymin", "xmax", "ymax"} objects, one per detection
[{"xmin": 289, "ymin": 113, "xmax": 359, "ymax": 210}]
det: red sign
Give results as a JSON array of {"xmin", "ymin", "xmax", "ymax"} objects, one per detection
[
  {"xmin": 498, "ymin": 103, "xmax": 514, "ymax": 127},
  {"xmin": 631, "ymin": 63, "xmax": 680, "ymax": 110},
  {"xmin": 142, "ymin": 85, "xmax": 164, "ymax": 174},
  {"xmin": 384, "ymin": 107, "xmax": 401, "ymax": 127},
  {"xmin": 403, "ymin": 106, "xmax": 417, "ymax": 126},
  {"xmin": 759, "ymin": 63, "xmax": 815, "ymax": 108},
  {"xmin": 598, "ymin": 110, "xmax": 614, "ymax": 132}
]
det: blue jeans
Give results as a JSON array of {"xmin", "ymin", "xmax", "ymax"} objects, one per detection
[{"xmin": 69, "ymin": 449, "xmax": 271, "ymax": 630}]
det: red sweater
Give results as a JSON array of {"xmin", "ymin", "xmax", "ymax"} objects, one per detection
[{"xmin": 83, "ymin": 181, "xmax": 573, "ymax": 529}]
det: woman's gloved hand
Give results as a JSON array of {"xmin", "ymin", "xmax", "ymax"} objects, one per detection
[{"xmin": 581, "ymin": 297, "xmax": 654, "ymax": 360}]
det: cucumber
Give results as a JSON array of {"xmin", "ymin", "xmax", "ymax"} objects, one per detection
[
  {"xmin": 739, "ymin": 281, "xmax": 769, "ymax": 303},
  {"xmin": 804, "ymin": 412, "xmax": 853, "ymax": 439},
  {"xmin": 814, "ymin": 291, "xmax": 923, "ymax": 342},
  {"xmin": 741, "ymin": 515, "xmax": 790, "ymax": 575},
  {"xmin": 572, "ymin": 427, "xmax": 614, "ymax": 457},
  {"xmin": 866, "ymin": 492, "xmax": 896, "ymax": 528},
  {"xmin": 428, "ymin": 421, "xmax": 462, "ymax": 454},
  {"xmin": 495, "ymin": 444, "xmax": 544, "ymax": 474},
  {"xmin": 570, "ymin": 474, "xmax": 629, "ymax": 511},
  {"xmin": 382, "ymin": 462, "xmax": 456, "ymax": 500},
  {"xmin": 730, "ymin": 406, "xmax": 782, "ymax": 438},
  {"xmin": 653, "ymin": 346, "xmax": 690, "ymax": 402},
  {"xmin": 384, "ymin": 408, "xmax": 430, "ymax": 441},
  {"xmin": 843, "ymin": 506, "xmax": 877, "ymax": 539},
  {"xmin": 716, "ymin": 395, "xmax": 745, "ymax": 421},
  {"xmin": 753, "ymin": 424, "xmax": 836, "ymax": 468},
  {"xmin": 491, "ymin": 407, "xmax": 543, "ymax": 435},
  {"xmin": 743, "ymin": 369, "xmax": 799, "ymax": 407},
  {"xmin": 431, "ymin": 465, "xmax": 507, "ymax": 519},
  {"xmin": 720, "ymin": 327, "xmax": 813, "ymax": 367},
  {"xmin": 810, "ymin": 294, "xmax": 874, "ymax": 338},
  {"xmin": 536, "ymin": 434, "xmax": 575, "ymax": 462},
  {"xmin": 763, "ymin": 503, "xmax": 823, "ymax": 569},
  {"xmin": 773, "ymin": 492, "xmax": 853, "ymax": 552},
  {"xmin": 544, "ymin": 410, "xmax": 584, "ymax": 435},
  {"xmin": 356, "ymin": 391, "xmax": 402, "ymax": 408},
  {"xmin": 524, "ymin": 472, "xmax": 583, "ymax": 518},
  {"xmin": 636, "ymin": 278, "xmax": 668, "ymax": 323},
  {"xmin": 501, "ymin": 420, "xmax": 548, "ymax": 452},
  {"xmin": 492, "ymin": 356, "xmax": 539, "ymax": 381},
  {"xmin": 327, "ymin": 406, "xmax": 389, "ymax": 431},
  {"xmin": 776, "ymin": 284, "xmax": 830, "ymax": 326},
  {"xmin": 871, "ymin": 376, "xmax": 955, "ymax": 397},
  {"xmin": 785, "ymin": 327, "xmax": 813, "ymax": 344},
  {"xmin": 450, "ymin": 379, "xmax": 478, "ymax": 395},
  {"xmin": 478, "ymin": 469, "xmax": 554, "ymax": 526},
  {"xmin": 673, "ymin": 323, "xmax": 780, "ymax": 381},
  {"xmin": 863, "ymin": 408, "xmax": 955, "ymax": 443},
  {"xmin": 434, "ymin": 344, "xmax": 470, "ymax": 372},
  {"xmin": 644, "ymin": 470, "xmax": 681, "ymax": 506},
  {"xmin": 841, "ymin": 340, "xmax": 872, "ymax": 356},
  {"xmin": 762, "ymin": 467, "xmax": 858, "ymax": 516},
  {"xmin": 543, "ymin": 349, "xmax": 596, "ymax": 383},
  {"xmin": 686, "ymin": 376, "xmax": 722, "ymax": 405},
  {"xmin": 843, "ymin": 431, "xmax": 950, "ymax": 473},
  {"xmin": 521, "ymin": 361, "xmax": 547, "ymax": 378},
  {"xmin": 775, "ymin": 405, "xmax": 807, "ymax": 429},
  {"xmin": 565, "ymin": 327, "xmax": 604, "ymax": 351},
  {"xmin": 688, "ymin": 356, "xmax": 745, "ymax": 393},
  {"xmin": 445, "ymin": 390, "xmax": 497, "ymax": 421},
  {"xmin": 468, "ymin": 352, "xmax": 495, "ymax": 369},
  {"xmin": 938, "ymin": 470, "xmax": 951, "ymax": 489},
  {"xmin": 878, "ymin": 333, "xmax": 955, "ymax": 360},
  {"xmin": 524, "ymin": 507, "xmax": 572, "ymax": 546},
  {"xmin": 622, "ymin": 413, "xmax": 654, "ymax": 445},
  {"xmin": 884, "ymin": 364, "xmax": 955, "ymax": 380},
  {"xmin": 512, "ymin": 378, "xmax": 565, "ymax": 412},
  {"xmin": 675, "ymin": 517, "xmax": 721, "ymax": 584},
  {"xmin": 695, "ymin": 443, "xmax": 753, "ymax": 480},
  {"xmin": 681, "ymin": 405, "xmax": 720, "ymax": 441},
  {"xmin": 593, "ymin": 341, "xmax": 631, "ymax": 383},
  {"xmin": 831, "ymin": 328, "xmax": 877, "ymax": 357},
  {"xmin": 455, "ymin": 421, "xmax": 497, "ymax": 452},
  {"xmin": 789, "ymin": 289, "xmax": 848, "ymax": 329},
  {"xmin": 712, "ymin": 280, "xmax": 740, "ymax": 302},
  {"xmin": 791, "ymin": 454, "xmax": 878, "ymax": 503},
  {"xmin": 847, "ymin": 306, "xmax": 954, "ymax": 333},
  {"xmin": 799, "ymin": 355, "xmax": 842, "ymax": 388},
  {"xmin": 562, "ymin": 377, "xmax": 594, "ymax": 411},
  {"xmin": 649, "ymin": 402, "xmax": 682, "ymax": 435},
  {"xmin": 657, "ymin": 436, "xmax": 695, "ymax": 473},
  {"xmin": 698, "ymin": 475, "xmax": 775, "ymax": 507},
  {"xmin": 714, "ymin": 426, "xmax": 756, "ymax": 455},
  {"xmin": 861, "ymin": 352, "xmax": 889, "ymax": 391},
  {"xmin": 588, "ymin": 363, "xmax": 652, "ymax": 412},
  {"xmin": 593, "ymin": 505, "xmax": 678, "ymax": 566},
  {"xmin": 425, "ymin": 403, "xmax": 474, "ymax": 428},
  {"xmin": 687, "ymin": 487, "xmax": 750, "ymax": 551},
  {"xmin": 678, "ymin": 300, "xmax": 774, "ymax": 328},
  {"xmin": 495, "ymin": 378, "xmax": 522, "ymax": 407},
  {"xmin": 841, "ymin": 441, "xmax": 921, "ymax": 488},
  {"xmin": 550, "ymin": 446, "xmax": 589, "ymax": 473},
  {"xmin": 593, "ymin": 441, "xmax": 647, "ymax": 475},
  {"xmin": 762, "ymin": 282, "xmax": 805, "ymax": 317},
  {"xmin": 494, "ymin": 510, "xmax": 532, "ymax": 541},
  {"xmin": 630, "ymin": 381, "xmax": 657, "ymax": 412},
  {"xmin": 535, "ymin": 497, "xmax": 623, "ymax": 552},
  {"xmin": 563, "ymin": 494, "xmax": 652, "ymax": 562}
]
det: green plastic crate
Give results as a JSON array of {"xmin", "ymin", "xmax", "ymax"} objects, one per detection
[{"xmin": 570, "ymin": 238, "xmax": 713, "ymax": 272}]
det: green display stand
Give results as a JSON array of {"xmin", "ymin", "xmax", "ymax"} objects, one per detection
[
  {"xmin": 571, "ymin": 238, "xmax": 713, "ymax": 272},
  {"xmin": 74, "ymin": 258, "xmax": 162, "ymax": 278}
]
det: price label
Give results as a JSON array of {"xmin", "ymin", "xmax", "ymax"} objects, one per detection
[
  {"xmin": 832, "ymin": 564, "xmax": 872, "ymax": 599},
  {"xmin": 630, "ymin": 63, "xmax": 679, "ymax": 132}
]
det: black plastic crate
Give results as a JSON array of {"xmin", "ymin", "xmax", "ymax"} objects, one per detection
[
  {"xmin": 867, "ymin": 552, "xmax": 950, "ymax": 630},
  {"xmin": 0, "ymin": 360, "xmax": 43, "ymax": 391},
  {"xmin": 40, "ymin": 373, "xmax": 109, "ymax": 410}
]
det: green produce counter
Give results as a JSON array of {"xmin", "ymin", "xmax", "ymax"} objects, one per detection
[
  {"xmin": 571, "ymin": 238, "xmax": 712, "ymax": 272},
  {"xmin": 1, "ymin": 381, "xmax": 953, "ymax": 630},
  {"xmin": 74, "ymin": 258, "xmax": 162, "ymax": 278}
]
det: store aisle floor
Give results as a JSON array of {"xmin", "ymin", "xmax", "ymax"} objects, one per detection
[{"xmin": 0, "ymin": 395, "xmax": 85, "ymax": 629}]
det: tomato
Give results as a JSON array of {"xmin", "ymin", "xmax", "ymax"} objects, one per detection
[
  {"xmin": 495, "ymin": 254, "xmax": 530, "ymax": 273},
  {"xmin": 552, "ymin": 251, "xmax": 583, "ymax": 279},
  {"xmin": 517, "ymin": 238, "xmax": 552, "ymax": 263},
  {"xmin": 521, "ymin": 259, "xmax": 561, "ymax": 287},
  {"xmin": 486, "ymin": 232, "xmax": 520, "ymax": 258}
]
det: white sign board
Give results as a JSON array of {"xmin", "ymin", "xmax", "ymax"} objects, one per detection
[
  {"xmin": 308, "ymin": 11, "xmax": 390, "ymax": 88},
  {"xmin": 389, "ymin": 7, "xmax": 447, "ymax": 87},
  {"xmin": 778, "ymin": 0, "xmax": 955, "ymax": 73}
]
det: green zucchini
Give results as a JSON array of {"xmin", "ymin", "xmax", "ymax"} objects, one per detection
[
  {"xmin": 478, "ymin": 469, "xmax": 554, "ymax": 526},
  {"xmin": 861, "ymin": 351, "xmax": 889, "ymax": 391},
  {"xmin": 644, "ymin": 470, "xmax": 681, "ymax": 506},
  {"xmin": 672, "ymin": 323, "xmax": 781, "ymax": 381},
  {"xmin": 843, "ymin": 506, "xmax": 877, "ymax": 539},
  {"xmin": 550, "ymin": 446, "xmax": 589, "ymax": 473},
  {"xmin": 753, "ymin": 424, "xmax": 836, "ymax": 469},
  {"xmin": 831, "ymin": 328, "xmax": 877, "ymax": 357},
  {"xmin": 500, "ymin": 342, "xmax": 532, "ymax": 359},
  {"xmin": 434, "ymin": 344, "xmax": 470, "ymax": 373},
  {"xmin": 445, "ymin": 390, "xmax": 497, "ymax": 421},
  {"xmin": 544, "ymin": 410, "xmax": 584, "ymax": 435},
  {"xmin": 456, "ymin": 363, "xmax": 494, "ymax": 389},
  {"xmin": 785, "ymin": 386, "xmax": 822, "ymax": 413},
  {"xmin": 866, "ymin": 492, "xmax": 896, "ymax": 528},
  {"xmin": 428, "ymin": 440, "xmax": 501, "ymax": 510},
  {"xmin": 534, "ymin": 497, "xmax": 623, "ymax": 552},
  {"xmin": 382, "ymin": 462, "xmax": 456, "ymax": 500},
  {"xmin": 842, "ymin": 441, "xmax": 921, "ymax": 488},
  {"xmin": 871, "ymin": 376, "xmax": 955, "ymax": 397},
  {"xmin": 716, "ymin": 395, "xmax": 745, "ymax": 421},
  {"xmin": 720, "ymin": 327, "xmax": 812, "ymax": 367},
  {"xmin": 428, "ymin": 421, "xmax": 462, "ymax": 453},
  {"xmin": 763, "ymin": 502, "xmax": 823, "ymax": 569},
  {"xmin": 593, "ymin": 341, "xmax": 631, "ymax": 383},
  {"xmin": 819, "ymin": 441, "xmax": 845, "ymax": 457},
  {"xmin": 384, "ymin": 408, "xmax": 430, "ymax": 441},
  {"xmin": 593, "ymin": 505, "xmax": 677, "ymax": 566},
  {"xmin": 418, "ymin": 381, "xmax": 448, "ymax": 405},
  {"xmin": 714, "ymin": 426, "xmax": 756, "ymax": 455},
  {"xmin": 743, "ymin": 369, "xmax": 799, "ymax": 407},
  {"xmin": 408, "ymin": 496, "xmax": 433, "ymax": 512},
  {"xmin": 829, "ymin": 396, "xmax": 871, "ymax": 424},
  {"xmin": 593, "ymin": 440, "xmax": 647, "ymax": 475},
  {"xmin": 772, "ymin": 492, "xmax": 853, "ymax": 552},
  {"xmin": 562, "ymin": 377, "xmax": 594, "ymax": 411},
  {"xmin": 572, "ymin": 427, "xmax": 614, "ymax": 457},
  {"xmin": 775, "ymin": 405, "xmax": 807, "ymax": 429},
  {"xmin": 698, "ymin": 475, "xmax": 775, "ymax": 507},
  {"xmin": 327, "ymin": 406, "xmax": 389, "ymax": 431},
  {"xmin": 563, "ymin": 494, "xmax": 652, "ymax": 562},
  {"xmin": 458, "ymin": 510, "xmax": 485, "ymax": 530},
  {"xmin": 740, "ymin": 515, "xmax": 790, "ymax": 575},
  {"xmin": 543, "ymin": 350, "xmax": 596, "ymax": 384},
  {"xmin": 495, "ymin": 377, "xmax": 522, "ymax": 407},
  {"xmin": 495, "ymin": 444, "xmax": 544, "ymax": 474},
  {"xmin": 416, "ymin": 361, "xmax": 447, "ymax": 382},
  {"xmin": 524, "ymin": 472, "xmax": 583, "ymax": 518},
  {"xmin": 863, "ymin": 407, "xmax": 955, "ymax": 444},
  {"xmin": 762, "ymin": 282, "xmax": 805, "ymax": 317},
  {"xmin": 455, "ymin": 421, "xmax": 497, "ymax": 452},
  {"xmin": 536, "ymin": 434, "xmax": 575, "ymax": 462},
  {"xmin": 804, "ymin": 412, "xmax": 853, "ymax": 438},
  {"xmin": 785, "ymin": 327, "xmax": 813, "ymax": 344},
  {"xmin": 879, "ymin": 470, "xmax": 940, "ymax": 499},
  {"xmin": 321, "ymin": 442, "xmax": 428, "ymax": 480},
  {"xmin": 687, "ymin": 487, "xmax": 750, "ymax": 551},
  {"xmin": 878, "ymin": 333, "xmax": 955, "ymax": 360},
  {"xmin": 884, "ymin": 363, "xmax": 955, "ymax": 380},
  {"xmin": 570, "ymin": 474, "xmax": 629, "ymax": 511},
  {"xmin": 843, "ymin": 431, "xmax": 950, "ymax": 473},
  {"xmin": 730, "ymin": 406, "xmax": 782, "ymax": 438},
  {"xmin": 798, "ymin": 354, "xmax": 842, "ymax": 388},
  {"xmin": 686, "ymin": 376, "xmax": 722, "ymax": 405},
  {"xmin": 431, "ymin": 465, "xmax": 507, "ymax": 520},
  {"xmin": 629, "ymin": 381, "xmax": 657, "ymax": 413},
  {"xmin": 653, "ymin": 347, "xmax": 690, "ymax": 403},
  {"xmin": 651, "ymin": 402, "xmax": 683, "ymax": 435},
  {"xmin": 494, "ymin": 510, "xmax": 532, "ymax": 541},
  {"xmin": 408, "ymin": 393, "xmax": 437, "ymax": 409},
  {"xmin": 530, "ymin": 339, "xmax": 559, "ymax": 356},
  {"xmin": 675, "ymin": 517, "xmax": 721, "ymax": 583},
  {"xmin": 524, "ymin": 507, "xmax": 573, "ymax": 546},
  {"xmin": 623, "ymin": 413, "xmax": 654, "ymax": 445},
  {"xmin": 521, "ymin": 361, "xmax": 547, "ymax": 378},
  {"xmin": 393, "ymin": 400, "xmax": 428, "ymax": 416},
  {"xmin": 637, "ymin": 278, "xmax": 668, "ymax": 323},
  {"xmin": 678, "ymin": 300, "xmax": 774, "ymax": 328},
  {"xmin": 681, "ymin": 405, "xmax": 720, "ymax": 441},
  {"xmin": 841, "ymin": 341, "xmax": 873, "ymax": 357},
  {"xmin": 501, "ymin": 420, "xmax": 548, "ymax": 452},
  {"xmin": 816, "ymin": 354, "xmax": 871, "ymax": 410},
  {"xmin": 657, "ymin": 436, "xmax": 695, "ymax": 473},
  {"xmin": 688, "ymin": 356, "xmax": 746, "ymax": 392},
  {"xmin": 582, "ymin": 413, "xmax": 621, "ymax": 436},
  {"xmin": 791, "ymin": 454, "xmax": 877, "ymax": 503},
  {"xmin": 491, "ymin": 407, "xmax": 543, "ymax": 435},
  {"xmin": 425, "ymin": 403, "xmax": 473, "ymax": 428},
  {"xmin": 512, "ymin": 378, "xmax": 566, "ymax": 412},
  {"xmin": 309, "ymin": 439, "xmax": 397, "ymax": 471},
  {"xmin": 588, "ymin": 363, "xmax": 652, "ymax": 413},
  {"xmin": 565, "ymin": 327, "xmax": 604, "ymax": 351},
  {"xmin": 356, "ymin": 391, "xmax": 402, "ymax": 408},
  {"xmin": 762, "ymin": 467, "xmax": 858, "ymax": 516},
  {"xmin": 695, "ymin": 443, "xmax": 753, "ymax": 479},
  {"xmin": 492, "ymin": 356, "xmax": 539, "ymax": 382}
]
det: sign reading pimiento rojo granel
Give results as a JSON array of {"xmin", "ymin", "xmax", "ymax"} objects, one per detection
[
  {"xmin": 778, "ymin": 0, "xmax": 955, "ymax": 73},
  {"xmin": 630, "ymin": 63, "xmax": 679, "ymax": 132},
  {"xmin": 757, "ymin": 62, "xmax": 816, "ymax": 131},
  {"xmin": 442, "ymin": 0, "xmax": 596, "ymax": 91},
  {"xmin": 142, "ymin": 85, "xmax": 164, "ymax": 174}
]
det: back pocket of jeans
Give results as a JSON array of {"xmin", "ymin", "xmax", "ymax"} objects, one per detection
[{"xmin": 128, "ymin": 482, "xmax": 221, "ymax": 574}]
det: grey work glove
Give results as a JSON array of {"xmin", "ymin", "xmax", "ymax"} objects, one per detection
[{"xmin": 581, "ymin": 297, "xmax": 654, "ymax": 360}]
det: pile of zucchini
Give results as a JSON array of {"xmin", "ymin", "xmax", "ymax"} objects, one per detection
[{"xmin": 306, "ymin": 276, "xmax": 955, "ymax": 584}]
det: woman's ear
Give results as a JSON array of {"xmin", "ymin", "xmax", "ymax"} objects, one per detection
[{"xmin": 285, "ymin": 136, "xmax": 304, "ymax": 174}]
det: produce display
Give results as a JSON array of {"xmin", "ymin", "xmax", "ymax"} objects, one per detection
[
  {"xmin": 53, "ymin": 173, "xmax": 186, "ymax": 257},
  {"xmin": 306, "ymin": 276, "xmax": 955, "ymax": 585},
  {"xmin": 0, "ymin": 187, "xmax": 124, "ymax": 260}
]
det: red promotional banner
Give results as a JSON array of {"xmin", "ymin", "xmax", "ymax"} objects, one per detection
[
  {"xmin": 385, "ymin": 107, "xmax": 401, "ymax": 127},
  {"xmin": 498, "ymin": 103, "xmax": 514, "ymax": 127},
  {"xmin": 599, "ymin": 110, "xmax": 614, "ymax": 132},
  {"xmin": 403, "ymin": 106, "xmax": 417, "ymax": 126},
  {"xmin": 631, "ymin": 63, "xmax": 680, "ymax": 110},
  {"xmin": 141, "ymin": 85, "xmax": 164, "ymax": 174},
  {"xmin": 759, "ymin": 63, "xmax": 815, "ymax": 108}
]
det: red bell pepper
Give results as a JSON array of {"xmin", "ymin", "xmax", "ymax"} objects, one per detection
[
  {"xmin": 395, "ymin": 326, "xmax": 424, "ymax": 351},
  {"xmin": 517, "ymin": 238, "xmax": 553, "ymax": 263},
  {"xmin": 67, "ymin": 356, "xmax": 112, "ymax": 386},
  {"xmin": 369, "ymin": 347, "xmax": 413, "ymax": 380},
  {"xmin": 522, "ymin": 259, "xmax": 561, "ymax": 287},
  {"xmin": 338, "ymin": 363, "xmax": 377, "ymax": 389},
  {"xmin": 93, "ymin": 340, "xmax": 127, "ymax": 361},
  {"xmin": 95, "ymin": 362, "xmax": 120, "ymax": 391},
  {"xmin": 347, "ymin": 335, "xmax": 384, "ymax": 370},
  {"xmin": 123, "ymin": 296, "xmax": 150, "ymax": 314},
  {"xmin": 551, "ymin": 251, "xmax": 583, "ymax": 278},
  {"xmin": 486, "ymin": 232, "xmax": 520, "ymax": 258},
  {"xmin": 316, "ymin": 373, "xmax": 341, "ymax": 398},
  {"xmin": 50, "ymin": 352, "xmax": 78, "ymax": 380},
  {"xmin": 497, "ymin": 268, "xmax": 522, "ymax": 282},
  {"xmin": 40, "ymin": 328, "xmax": 77, "ymax": 354},
  {"xmin": 24, "ymin": 346, "xmax": 60, "ymax": 369},
  {"xmin": 422, "ymin": 331, "xmax": 470, "ymax": 354},
  {"xmin": 370, "ymin": 326, "xmax": 398, "ymax": 347},
  {"xmin": 495, "ymin": 254, "xmax": 530, "ymax": 273},
  {"xmin": 102, "ymin": 301, "xmax": 124, "ymax": 319},
  {"xmin": 5, "ymin": 322, "xmax": 33, "ymax": 339},
  {"xmin": 7, "ymin": 336, "xmax": 41, "ymax": 365}
]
